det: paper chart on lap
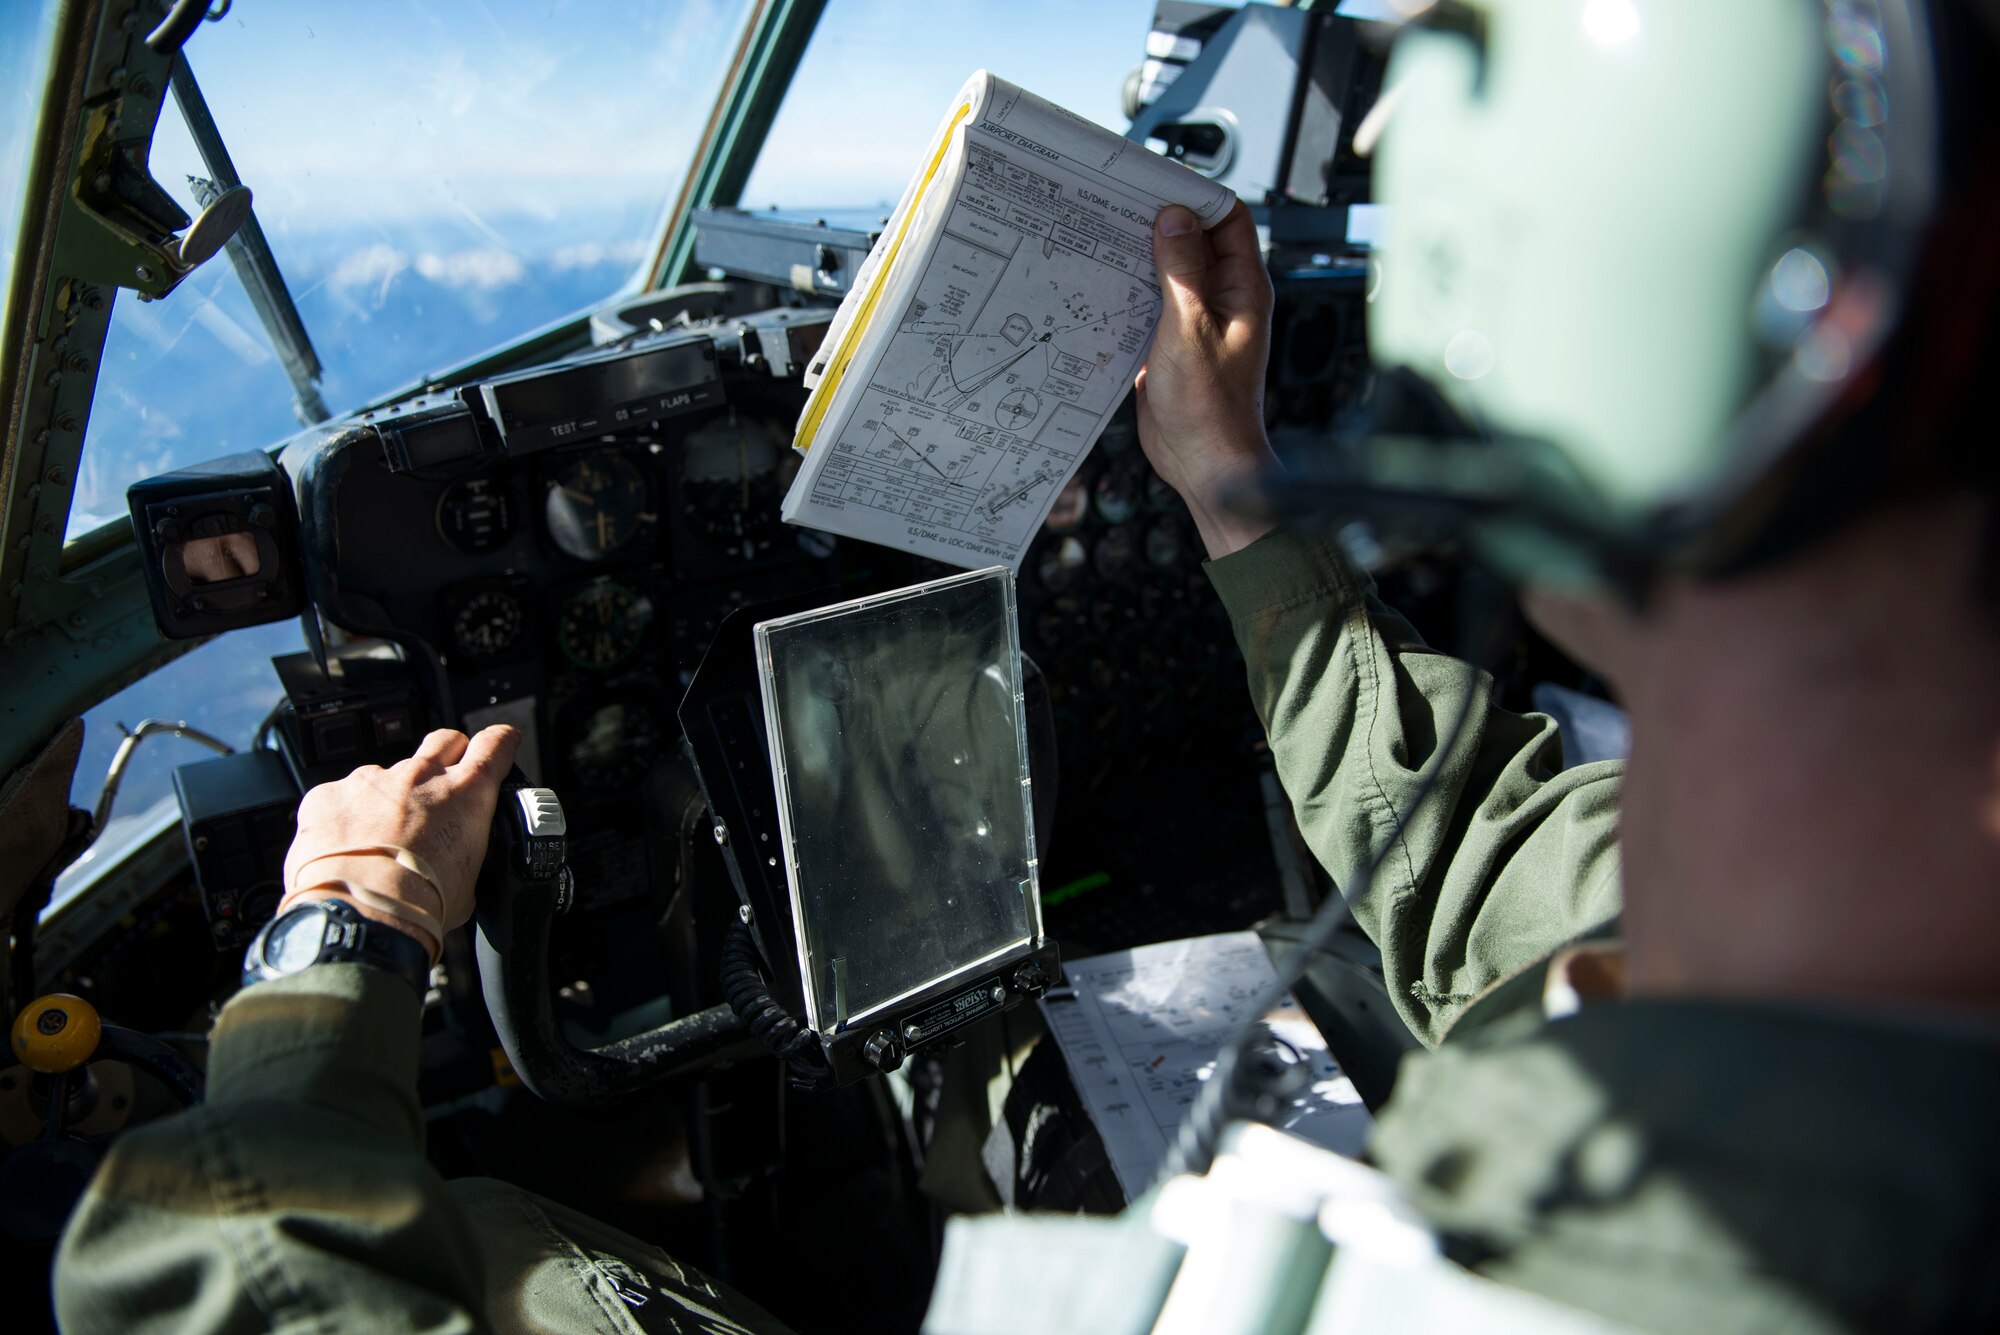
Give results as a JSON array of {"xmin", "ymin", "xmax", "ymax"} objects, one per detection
[{"xmin": 1039, "ymin": 930, "xmax": 1373, "ymax": 1201}]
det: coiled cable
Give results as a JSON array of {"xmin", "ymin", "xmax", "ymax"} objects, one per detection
[{"xmin": 719, "ymin": 919, "xmax": 828, "ymax": 1078}]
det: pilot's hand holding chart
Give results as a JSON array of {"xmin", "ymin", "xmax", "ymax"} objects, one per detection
[{"xmin": 784, "ymin": 70, "xmax": 1235, "ymax": 569}]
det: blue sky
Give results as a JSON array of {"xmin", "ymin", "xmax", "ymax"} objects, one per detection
[
  {"xmin": 2, "ymin": 1, "xmax": 1158, "ymax": 233},
  {"xmin": 744, "ymin": 0, "xmax": 1157, "ymax": 206}
]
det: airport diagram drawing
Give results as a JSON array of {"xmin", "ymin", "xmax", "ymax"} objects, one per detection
[{"xmin": 784, "ymin": 73, "xmax": 1234, "ymax": 568}]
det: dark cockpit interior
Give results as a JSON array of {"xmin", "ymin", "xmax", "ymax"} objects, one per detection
[{"xmin": 1, "ymin": 4, "xmax": 1611, "ymax": 1330}]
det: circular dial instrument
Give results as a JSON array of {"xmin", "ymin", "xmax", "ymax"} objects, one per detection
[
  {"xmin": 678, "ymin": 412, "xmax": 798, "ymax": 560},
  {"xmin": 448, "ymin": 586, "xmax": 528, "ymax": 663},
  {"xmin": 437, "ymin": 477, "xmax": 516, "ymax": 554},
  {"xmin": 556, "ymin": 580, "xmax": 653, "ymax": 670},
  {"xmin": 1037, "ymin": 534, "xmax": 1089, "ymax": 594},
  {"xmin": 1093, "ymin": 458, "xmax": 1145, "ymax": 524},
  {"xmin": 1043, "ymin": 475, "xmax": 1090, "ymax": 534},
  {"xmin": 545, "ymin": 451, "xmax": 650, "ymax": 561},
  {"xmin": 565, "ymin": 698, "xmax": 665, "ymax": 790}
]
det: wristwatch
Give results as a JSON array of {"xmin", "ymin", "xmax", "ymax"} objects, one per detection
[{"xmin": 242, "ymin": 897, "xmax": 432, "ymax": 995}]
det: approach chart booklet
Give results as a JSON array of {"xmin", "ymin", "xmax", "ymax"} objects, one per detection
[{"xmin": 783, "ymin": 70, "xmax": 1235, "ymax": 569}]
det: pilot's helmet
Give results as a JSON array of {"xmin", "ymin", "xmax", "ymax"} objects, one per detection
[{"xmin": 1355, "ymin": 0, "xmax": 2000, "ymax": 585}]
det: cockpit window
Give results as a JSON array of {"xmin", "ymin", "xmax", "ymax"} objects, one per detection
[
  {"xmin": 46, "ymin": 0, "xmax": 1166, "ymax": 898},
  {"xmin": 0, "ymin": 2, "xmax": 59, "ymax": 328},
  {"xmin": 57, "ymin": 618, "xmax": 307, "ymax": 915},
  {"xmin": 739, "ymin": 0, "xmax": 1158, "ymax": 216},
  {"xmin": 66, "ymin": 0, "xmax": 755, "ymax": 539}
]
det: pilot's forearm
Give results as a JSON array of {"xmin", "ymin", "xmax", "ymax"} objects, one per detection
[
  {"xmin": 55, "ymin": 964, "xmax": 487, "ymax": 1334},
  {"xmin": 1206, "ymin": 527, "xmax": 1625, "ymax": 1046}
]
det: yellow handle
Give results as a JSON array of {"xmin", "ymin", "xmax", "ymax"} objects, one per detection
[{"xmin": 12, "ymin": 993, "xmax": 102, "ymax": 1073}]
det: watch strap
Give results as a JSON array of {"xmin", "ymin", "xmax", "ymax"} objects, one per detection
[
  {"xmin": 287, "ymin": 878, "xmax": 444, "ymax": 961},
  {"xmin": 244, "ymin": 898, "xmax": 432, "ymax": 995},
  {"xmin": 349, "ymin": 904, "xmax": 434, "ymax": 995}
]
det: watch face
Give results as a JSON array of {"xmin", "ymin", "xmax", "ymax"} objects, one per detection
[{"xmin": 265, "ymin": 906, "xmax": 329, "ymax": 972}]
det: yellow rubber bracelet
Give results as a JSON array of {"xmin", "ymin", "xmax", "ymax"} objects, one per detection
[{"xmin": 287, "ymin": 845, "xmax": 448, "ymax": 918}]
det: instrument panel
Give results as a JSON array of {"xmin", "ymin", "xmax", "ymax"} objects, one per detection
[
  {"xmin": 286, "ymin": 300, "xmax": 1283, "ymax": 961},
  {"xmin": 1017, "ymin": 411, "xmax": 1240, "ymax": 781},
  {"xmin": 289, "ymin": 317, "xmax": 911, "ymax": 923}
]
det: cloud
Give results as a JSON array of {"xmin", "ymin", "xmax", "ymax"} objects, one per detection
[
  {"xmin": 549, "ymin": 239, "xmax": 647, "ymax": 272},
  {"xmin": 328, "ymin": 242, "xmax": 529, "ymax": 296},
  {"xmin": 413, "ymin": 247, "xmax": 525, "ymax": 289},
  {"xmin": 329, "ymin": 243, "xmax": 410, "ymax": 304}
]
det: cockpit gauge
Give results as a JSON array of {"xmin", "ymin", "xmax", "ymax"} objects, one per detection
[
  {"xmin": 1093, "ymin": 458, "xmax": 1145, "ymax": 525},
  {"xmin": 545, "ymin": 450, "xmax": 651, "ymax": 561},
  {"xmin": 1044, "ymin": 475, "xmax": 1090, "ymax": 534},
  {"xmin": 446, "ymin": 585, "xmax": 529, "ymax": 665},
  {"xmin": 678, "ymin": 411, "xmax": 799, "ymax": 560},
  {"xmin": 564, "ymin": 697, "xmax": 666, "ymax": 791},
  {"xmin": 556, "ymin": 579, "xmax": 653, "ymax": 670},
  {"xmin": 1144, "ymin": 519, "xmax": 1184, "ymax": 569},
  {"xmin": 437, "ymin": 477, "xmax": 516, "ymax": 554},
  {"xmin": 1144, "ymin": 472, "xmax": 1180, "ymax": 514},
  {"xmin": 1037, "ymin": 534, "xmax": 1089, "ymax": 594}
]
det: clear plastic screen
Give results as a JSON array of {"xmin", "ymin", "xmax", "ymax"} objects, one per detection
[{"xmin": 757, "ymin": 567, "xmax": 1041, "ymax": 1034}]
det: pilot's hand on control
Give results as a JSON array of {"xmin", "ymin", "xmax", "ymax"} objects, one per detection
[
  {"xmin": 1136, "ymin": 199, "xmax": 1280, "ymax": 559},
  {"xmin": 280, "ymin": 725, "xmax": 521, "ymax": 959}
]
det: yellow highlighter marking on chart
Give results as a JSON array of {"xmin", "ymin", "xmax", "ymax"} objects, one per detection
[{"xmin": 795, "ymin": 100, "xmax": 974, "ymax": 455}]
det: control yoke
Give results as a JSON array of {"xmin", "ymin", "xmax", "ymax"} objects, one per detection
[
  {"xmin": 472, "ymin": 770, "xmax": 757, "ymax": 1105},
  {"xmin": 478, "ymin": 568, "xmax": 1060, "ymax": 1101}
]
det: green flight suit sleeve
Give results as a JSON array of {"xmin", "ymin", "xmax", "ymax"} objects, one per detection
[
  {"xmin": 1205, "ymin": 528, "xmax": 1623, "ymax": 1047},
  {"xmin": 55, "ymin": 964, "xmax": 489, "ymax": 1334},
  {"xmin": 55, "ymin": 965, "xmax": 791, "ymax": 1335}
]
